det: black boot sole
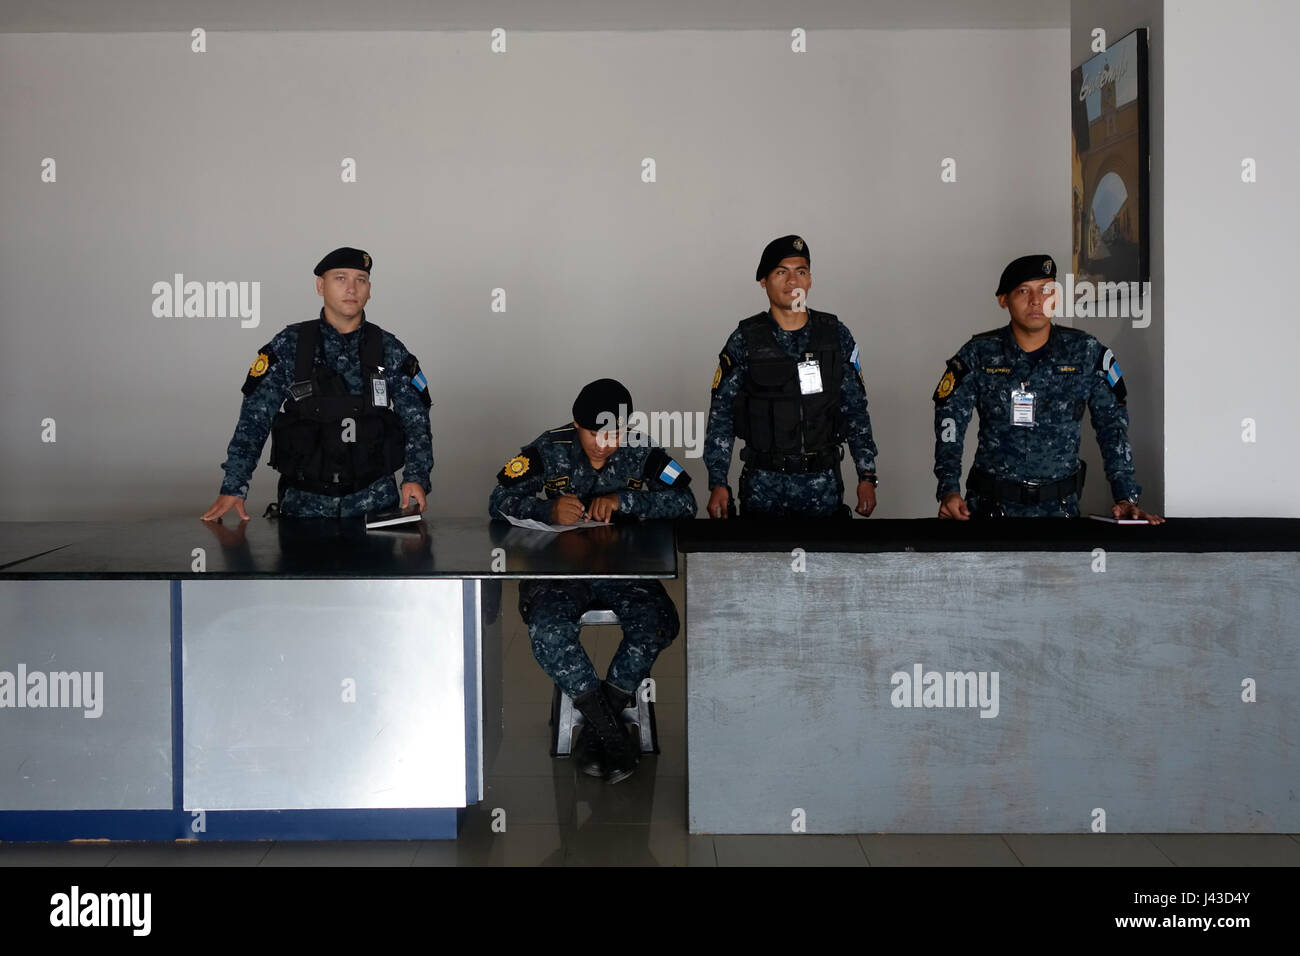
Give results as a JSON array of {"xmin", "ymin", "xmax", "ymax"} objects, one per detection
[{"xmin": 603, "ymin": 765, "xmax": 636, "ymax": 785}]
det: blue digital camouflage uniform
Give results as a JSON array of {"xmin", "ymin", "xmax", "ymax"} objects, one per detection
[
  {"xmin": 219, "ymin": 311, "xmax": 434, "ymax": 517},
  {"xmin": 489, "ymin": 424, "xmax": 697, "ymax": 697},
  {"xmin": 704, "ymin": 310, "xmax": 878, "ymax": 517},
  {"xmin": 932, "ymin": 322, "xmax": 1139, "ymax": 517}
]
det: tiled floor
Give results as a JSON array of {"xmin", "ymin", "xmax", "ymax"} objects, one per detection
[{"xmin": 3, "ymin": 576, "xmax": 1298, "ymax": 867}]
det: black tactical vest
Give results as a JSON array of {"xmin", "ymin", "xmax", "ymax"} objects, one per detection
[
  {"xmin": 733, "ymin": 310, "xmax": 845, "ymax": 458},
  {"xmin": 268, "ymin": 319, "xmax": 405, "ymax": 495}
]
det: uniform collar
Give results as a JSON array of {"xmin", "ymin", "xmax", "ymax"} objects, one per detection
[
  {"xmin": 763, "ymin": 308, "xmax": 817, "ymax": 334},
  {"xmin": 318, "ymin": 308, "xmax": 365, "ymax": 340},
  {"xmin": 565, "ymin": 434, "xmax": 628, "ymax": 474},
  {"xmin": 1001, "ymin": 320, "xmax": 1058, "ymax": 359}
]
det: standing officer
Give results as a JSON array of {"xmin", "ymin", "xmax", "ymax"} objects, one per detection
[
  {"xmin": 704, "ymin": 235, "xmax": 879, "ymax": 519},
  {"xmin": 932, "ymin": 253, "xmax": 1162, "ymax": 522},
  {"xmin": 489, "ymin": 379, "xmax": 696, "ymax": 784},
  {"xmin": 201, "ymin": 247, "xmax": 434, "ymax": 520}
]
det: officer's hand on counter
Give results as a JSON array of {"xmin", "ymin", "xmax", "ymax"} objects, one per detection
[
  {"xmin": 707, "ymin": 486, "xmax": 730, "ymax": 519},
  {"xmin": 551, "ymin": 494, "xmax": 585, "ymax": 525},
  {"xmin": 856, "ymin": 480, "xmax": 877, "ymax": 517},
  {"xmin": 400, "ymin": 482, "xmax": 427, "ymax": 514},
  {"xmin": 937, "ymin": 492, "xmax": 971, "ymax": 521},
  {"xmin": 1112, "ymin": 500, "xmax": 1165, "ymax": 524},
  {"xmin": 201, "ymin": 494, "xmax": 251, "ymax": 522},
  {"xmin": 586, "ymin": 493, "xmax": 619, "ymax": 523}
]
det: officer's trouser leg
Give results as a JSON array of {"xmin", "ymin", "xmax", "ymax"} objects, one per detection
[
  {"xmin": 519, "ymin": 580, "xmax": 601, "ymax": 698},
  {"xmin": 592, "ymin": 579, "xmax": 679, "ymax": 694}
]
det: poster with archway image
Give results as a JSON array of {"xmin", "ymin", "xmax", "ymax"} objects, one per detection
[{"xmin": 1071, "ymin": 28, "xmax": 1149, "ymax": 286}]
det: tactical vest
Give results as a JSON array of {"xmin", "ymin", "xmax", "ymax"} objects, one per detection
[
  {"xmin": 733, "ymin": 310, "xmax": 846, "ymax": 460},
  {"xmin": 268, "ymin": 319, "xmax": 405, "ymax": 495}
]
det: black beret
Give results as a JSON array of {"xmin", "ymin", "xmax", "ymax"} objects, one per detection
[
  {"xmin": 314, "ymin": 247, "xmax": 372, "ymax": 276},
  {"xmin": 756, "ymin": 235, "xmax": 810, "ymax": 281},
  {"xmin": 572, "ymin": 379, "xmax": 633, "ymax": 431},
  {"xmin": 996, "ymin": 254, "xmax": 1056, "ymax": 296}
]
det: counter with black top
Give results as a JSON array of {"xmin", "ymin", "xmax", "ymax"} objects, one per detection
[
  {"xmin": 0, "ymin": 517, "xmax": 676, "ymax": 842},
  {"xmin": 675, "ymin": 518, "xmax": 1300, "ymax": 834}
]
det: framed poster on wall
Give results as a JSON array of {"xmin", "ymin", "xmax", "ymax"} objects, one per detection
[{"xmin": 1071, "ymin": 28, "xmax": 1149, "ymax": 285}]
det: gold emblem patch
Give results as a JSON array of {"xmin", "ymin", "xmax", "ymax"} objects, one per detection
[
  {"xmin": 1042, "ymin": 258, "xmax": 1053, "ymax": 274},
  {"xmin": 936, "ymin": 370, "xmax": 955, "ymax": 399},
  {"xmin": 504, "ymin": 454, "xmax": 530, "ymax": 478},
  {"xmin": 712, "ymin": 365, "xmax": 722, "ymax": 389},
  {"xmin": 249, "ymin": 353, "xmax": 270, "ymax": 377},
  {"xmin": 362, "ymin": 252, "xmax": 371, "ymax": 269},
  {"xmin": 793, "ymin": 237, "xmax": 804, "ymax": 251}
]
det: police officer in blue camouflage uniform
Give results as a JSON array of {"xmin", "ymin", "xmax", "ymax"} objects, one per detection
[
  {"xmin": 489, "ymin": 379, "xmax": 696, "ymax": 783},
  {"xmin": 704, "ymin": 235, "xmax": 879, "ymax": 519},
  {"xmin": 932, "ymin": 253, "xmax": 1162, "ymax": 523},
  {"xmin": 201, "ymin": 247, "xmax": 434, "ymax": 521}
]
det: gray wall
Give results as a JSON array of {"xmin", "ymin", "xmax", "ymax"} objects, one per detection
[
  {"xmin": 1163, "ymin": 0, "xmax": 1300, "ymax": 517},
  {"xmin": 0, "ymin": 28, "xmax": 1070, "ymax": 519},
  {"xmin": 1070, "ymin": 0, "xmax": 1164, "ymax": 515}
]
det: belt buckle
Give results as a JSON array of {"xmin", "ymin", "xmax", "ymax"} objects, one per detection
[{"xmin": 1020, "ymin": 478, "xmax": 1041, "ymax": 506}]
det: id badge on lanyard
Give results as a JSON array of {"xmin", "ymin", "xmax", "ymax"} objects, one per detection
[
  {"xmin": 1011, "ymin": 383, "xmax": 1035, "ymax": 427},
  {"xmin": 797, "ymin": 353, "xmax": 824, "ymax": 395},
  {"xmin": 370, "ymin": 372, "xmax": 389, "ymax": 408}
]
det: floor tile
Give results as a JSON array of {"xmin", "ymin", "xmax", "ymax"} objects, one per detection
[
  {"xmin": 0, "ymin": 842, "xmax": 120, "ymax": 866},
  {"xmin": 571, "ymin": 774, "xmax": 686, "ymax": 826},
  {"xmin": 259, "ymin": 840, "xmax": 420, "ymax": 867},
  {"xmin": 644, "ymin": 735, "xmax": 685, "ymax": 776},
  {"xmin": 501, "ymin": 697, "xmax": 554, "ymax": 738},
  {"xmin": 1001, "ymin": 834, "xmax": 1172, "ymax": 867},
  {"xmin": 1147, "ymin": 833, "xmax": 1300, "ymax": 867},
  {"xmin": 413, "ymin": 824, "xmax": 566, "ymax": 867},
  {"xmin": 563, "ymin": 824, "xmax": 715, "ymax": 867},
  {"xmin": 712, "ymin": 834, "xmax": 869, "ymax": 866},
  {"xmin": 481, "ymin": 775, "xmax": 577, "ymax": 826},
  {"xmin": 488, "ymin": 736, "xmax": 583, "ymax": 777},
  {"xmin": 857, "ymin": 834, "xmax": 1021, "ymax": 866},
  {"xmin": 106, "ymin": 841, "xmax": 272, "ymax": 867}
]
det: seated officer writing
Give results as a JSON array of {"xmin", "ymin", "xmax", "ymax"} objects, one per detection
[
  {"xmin": 489, "ymin": 379, "xmax": 696, "ymax": 784},
  {"xmin": 932, "ymin": 253, "xmax": 1162, "ymax": 522},
  {"xmin": 201, "ymin": 247, "xmax": 434, "ymax": 521}
]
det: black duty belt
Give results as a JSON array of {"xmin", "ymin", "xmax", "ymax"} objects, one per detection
[
  {"xmin": 741, "ymin": 445, "xmax": 843, "ymax": 474},
  {"xmin": 277, "ymin": 472, "xmax": 389, "ymax": 499},
  {"xmin": 967, "ymin": 461, "xmax": 1086, "ymax": 505}
]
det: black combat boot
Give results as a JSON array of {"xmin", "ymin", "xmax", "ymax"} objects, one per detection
[
  {"xmin": 572, "ymin": 684, "xmax": 638, "ymax": 784},
  {"xmin": 572, "ymin": 721, "xmax": 607, "ymax": 778},
  {"xmin": 602, "ymin": 681, "xmax": 636, "ymax": 722}
]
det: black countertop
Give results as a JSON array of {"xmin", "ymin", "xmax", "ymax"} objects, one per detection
[
  {"xmin": 0, "ymin": 517, "xmax": 678, "ymax": 580},
  {"xmin": 0, "ymin": 521, "xmax": 120, "ymax": 569},
  {"xmin": 675, "ymin": 517, "xmax": 1300, "ymax": 553}
]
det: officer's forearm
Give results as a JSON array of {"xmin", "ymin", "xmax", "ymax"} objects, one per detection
[
  {"xmin": 934, "ymin": 448, "xmax": 963, "ymax": 500},
  {"xmin": 618, "ymin": 489, "xmax": 697, "ymax": 520},
  {"xmin": 1091, "ymin": 409, "xmax": 1139, "ymax": 501},
  {"xmin": 703, "ymin": 435, "xmax": 734, "ymax": 488},
  {"xmin": 218, "ymin": 436, "xmax": 265, "ymax": 497},
  {"xmin": 401, "ymin": 458, "xmax": 432, "ymax": 493},
  {"xmin": 847, "ymin": 436, "xmax": 877, "ymax": 480},
  {"xmin": 704, "ymin": 390, "xmax": 738, "ymax": 489},
  {"xmin": 489, "ymin": 488, "xmax": 551, "ymax": 522}
]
